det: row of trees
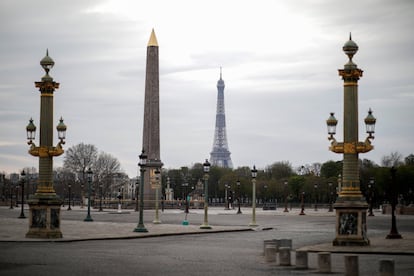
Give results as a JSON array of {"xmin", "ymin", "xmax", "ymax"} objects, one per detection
[
  {"xmin": 161, "ymin": 153, "xmax": 414, "ymax": 207},
  {"xmin": 2, "ymin": 146, "xmax": 413, "ymax": 208}
]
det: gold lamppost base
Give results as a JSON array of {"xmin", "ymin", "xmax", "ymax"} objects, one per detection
[
  {"xmin": 332, "ymin": 200, "xmax": 369, "ymax": 246},
  {"xmin": 26, "ymin": 196, "xmax": 63, "ymax": 239}
]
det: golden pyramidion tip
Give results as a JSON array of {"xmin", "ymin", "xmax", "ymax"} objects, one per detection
[{"xmin": 147, "ymin": 29, "xmax": 158, "ymax": 47}]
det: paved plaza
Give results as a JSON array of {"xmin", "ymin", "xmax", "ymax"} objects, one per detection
[{"xmin": 0, "ymin": 205, "xmax": 413, "ymax": 275}]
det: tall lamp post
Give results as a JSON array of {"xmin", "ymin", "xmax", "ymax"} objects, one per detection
[
  {"xmin": 386, "ymin": 167, "xmax": 402, "ymax": 239},
  {"xmin": 327, "ymin": 34, "xmax": 376, "ymax": 246},
  {"xmin": 224, "ymin": 183, "xmax": 230, "ymax": 210},
  {"xmin": 153, "ymin": 168, "xmax": 161, "ymax": 224},
  {"xmin": 200, "ymin": 159, "xmax": 212, "ymax": 229},
  {"xmin": 328, "ymin": 182, "xmax": 333, "ymax": 212},
  {"xmin": 9, "ymin": 181, "xmax": 13, "ymax": 209},
  {"xmin": 134, "ymin": 150, "xmax": 148, "ymax": 232},
  {"xmin": 314, "ymin": 184, "xmax": 318, "ymax": 211},
  {"xmin": 18, "ymin": 170, "xmax": 26, "ymax": 219},
  {"xmin": 25, "ymin": 50, "xmax": 67, "ymax": 238},
  {"xmin": 67, "ymin": 183, "xmax": 72, "ymax": 211},
  {"xmin": 299, "ymin": 192, "xmax": 306, "ymax": 215},
  {"xmin": 84, "ymin": 168, "xmax": 93, "ymax": 222},
  {"xmin": 284, "ymin": 181, "xmax": 289, "ymax": 212},
  {"xmin": 135, "ymin": 179, "xmax": 139, "ymax": 212},
  {"xmin": 249, "ymin": 165, "xmax": 258, "ymax": 227},
  {"xmin": 236, "ymin": 180, "xmax": 242, "ymax": 214},
  {"xmin": 368, "ymin": 178, "xmax": 374, "ymax": 216},
  {"xmin": 99, "ymin": 183, "xmax": 103, "ymax": 212}
]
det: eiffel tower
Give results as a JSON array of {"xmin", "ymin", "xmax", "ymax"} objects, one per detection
[{"xmin": 210, "ymin": 69, "xmax": 233, "ymax": 168}]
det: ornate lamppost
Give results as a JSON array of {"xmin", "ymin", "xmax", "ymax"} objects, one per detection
[
  {"xmin": 224, "ymin": 183, "xmax": 230, "ymax": 210},
  {"xmin": 84, "ymin": 168, "xmax": 93, "ymax": 222},
  {"xmin": 99, "ymin": 183, "xmax": 103, "ymax": 212},
  {"xmin": 236, "ymin": 179, "xmax": 242, "ymax": 214},
  {"xmin": 386, "ymin": 167, "xmax": 402, "ymax": 239},
  {"xmin": 25, "ymin": 50, "xmax": 67, "ymax": 238},
  {"xmin": 135, "ymin": 179, "xmax": 139, "ymax": 212},
  {"xmin": 249, "ymin": 165, "xmax": 258, "ymax": 227},
  {"xmin": 328, "ymin": 182, "xmax": 334, "ymax": 212},
  {"xmin": 368, "ymin": 178, "xmax": 374, "ymax": 216},
  {"xmin": 18, "ymin": 170, "xmax": 26, "ymax": 219},
  {"xmin": 299, "ymin": 192, "xmax": 306, "ymax": 215},
  {"xmin": 67, "ymin": 183, "xmax": 72, "ymax": 211},
  {"xmin": 134, "ymin": 150, "xmax": 148, "ymax": 232},
  {"xmin": 153, "ymin": 167, "xmax": 161, "ymax": 224},
  {"xmin": 327, "ymin": 34, "xmax": 377, "ymax": 246},
  {"xmin": 200, "ymin": 159, "xmax": 212, "ymax": 229},
  {"xmin": 284, "ymin": 181, "xmax": 289, "ymax": 212}
]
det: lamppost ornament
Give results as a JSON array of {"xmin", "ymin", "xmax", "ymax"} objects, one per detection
[{"xmin": 327, "ymin": 34, "xmax": 376, "ymax": 246}]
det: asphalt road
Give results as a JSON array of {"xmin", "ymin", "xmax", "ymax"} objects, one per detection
[{"xmin": 0, "ymin": 207, "xmax": 413, "ymax": 276}]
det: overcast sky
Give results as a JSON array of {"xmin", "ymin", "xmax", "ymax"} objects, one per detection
[{"xmin": 1, "ymin": 0, "xmax": 413, "ymax": 177}]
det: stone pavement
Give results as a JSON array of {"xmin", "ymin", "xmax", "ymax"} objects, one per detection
[{"xmin": 0, "ymin": 205, "xmax": 413, "ymax": 258}]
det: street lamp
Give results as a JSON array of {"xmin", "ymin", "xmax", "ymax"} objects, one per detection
[
  {"xmin": 182, "ymin": 182, "xmax": 189, "ymax": 214},
  {"xmin": 84, "ymin": 168, "xmax": 93, "ymax": 222},
  {"xmin": 328, "ymin": 182, "xmax": 333, "ymax": 212},
  {"xmin": 299, "ymin": 192, "xmax": 305, "ymax": 215},
  {"xmin": 9, "ymin": 181, "xmax": 13, "ymax": 209},
  {"xmin": 224, "ymin": 183, "xmax": 230, "ymax": 210},
  {"xmin": 249, "ymin": 165, "xmax": 258, "ymax": 227},
  {"xmin": 25, "ymin": 50, "xmax": 66, "ymax": 238},
  {"xmin": 153, "ymin": 167, "xmax": 161, "ymax": 224},
  {"xmin": 284, "ymin": 181, "xmax": 289, "ymax": 212},
  {"xmin": 18, "ymin": 170, "xmax": 26, "ymax": 218},
  {"xmin": 327, "ymin": 35, "xmax": 376, "ymax": 246},
  {"xmin": 67, "ymin": 183, "xmax": 72, "ymax": 211},
  {"xmin": 135, "ymin": 179, "xmax": 139, "ymax": 212},
  {"xmin": 200, "ymin": 159, "xmax": 212, "ymax": 229},
  {"xmin": 236, "ymin": 180, "xmax": 242, "ymax": 214},
  {"xmin": 386, "ymin": 167, "xmax": 402, "ymax": 239},
  {"xmin": 99, "ymin": 183, "xmax": 103, "ymax": 212},
  {"xmin": 368, "ymin": 178, "xmax": 374, "ymax": 216},
  {"xmin": 314, "ymin": 184, "xmax": 318, "ymax": 211},
  {"xmin": 134, "ymin": 150, "xmax": 148, "ymax": 232}
]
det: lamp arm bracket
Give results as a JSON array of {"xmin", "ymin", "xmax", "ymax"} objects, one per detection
[
  {"xmin": 329, "ymin": 139, "xmax": 344, "ymax": 153},
  {"xmin": 28, "ymin": 144, "xmax": 64, "ymax": 157}
]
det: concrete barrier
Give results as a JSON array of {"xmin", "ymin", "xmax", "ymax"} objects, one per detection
[
  {"xmin": 317, "ymin": 252, "xmax": 331, "ymax": 273},
  {"xmin": 344, "ymin": 255, "xmax": 359, "ymax": 276},
  {"xmin": 264, "ymin": 245, "xmax": 277, "ymax": 263},
  {"xmin": 295, "ymin": 250, "xmax": 308, "ymax": 269},
  {"xmin": 279, "ymin": 247, "xmax": 291, "ymax": 266},
  {"xmin": 280, "ymin": 238, "xmax": 292, "ymax": 249},
  {"xmin": 379, "ymin": 259, "xmax": 395, "ymax": 276},
  {"xmin": 263, "ymin": 239, "xmax": 279, "ymax": 255}
]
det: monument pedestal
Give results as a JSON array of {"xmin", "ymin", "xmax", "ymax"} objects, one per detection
[
  {"xmin": 26, "ymin": 196, "xmax": 62, "ymax": 239},
  {"xmin": 333, "ymin": 199, "xmax": 369, "ymax": 246}
]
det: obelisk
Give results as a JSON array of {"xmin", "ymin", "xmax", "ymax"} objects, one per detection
[{"xmin": 142, "ymin": 29, "xmax": 163, "ymax": 207}]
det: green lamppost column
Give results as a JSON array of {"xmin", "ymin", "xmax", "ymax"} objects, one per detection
[
  {"xmin": 84, "ymin": 168, "xmax": 93, "ymax": 222},
  {"xmin": 18, "ymin": 170, "xmax": 26, "ymax": 219},
  {"xmin": 327, "ymin": 34, "xmax": 377, "ymax": 246},
  {"xmin": 249, "ymin": 165, "xmax": 258, "ymax": 227},
  {"xmin": 200, "ymin": 159, "xmax": 212, "ymax": 229},
  {"xmin": 25, "ymin": 50, "xmax": 67, "ymax": 239},
  {"xmin": 134, "ymin": 150, "xmax": 148, "ymax": 232},
  {"xmin": 153, "ymin": 168, "xmax": 161, "ymax": 224}
]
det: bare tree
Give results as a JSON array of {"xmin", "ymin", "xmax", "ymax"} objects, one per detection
[
  {"xmin": 381, "ymin": 152, "xmax": 404, "ymax": 168},
  {"xmin": 63, "ymin": 143, "xmax": 98, "ymax": 183},
  {"xmin": 94, "ymin": 152, "xmax": 121, "ymax": 197}
]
